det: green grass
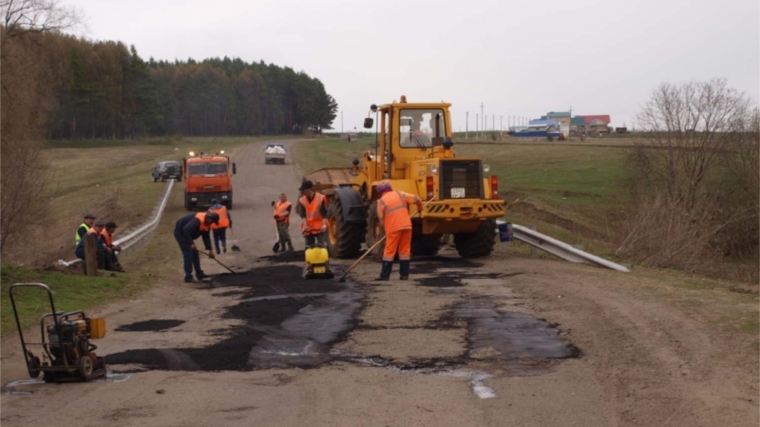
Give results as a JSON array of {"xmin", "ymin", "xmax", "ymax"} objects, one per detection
[
  {"xmin": 294, "ymin": 138, "xmax": 376, "ymax": 176},
  {"xmin": 1, "ymin": 265, "xmax": 130, "ymax": 333}
]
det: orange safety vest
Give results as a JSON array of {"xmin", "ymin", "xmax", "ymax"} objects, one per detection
[
  {"xmin": 274, "ymin": 200, "xmax": 292, "ymax": 225},
  {"xmin": 299, "ymin": 193, "xmax": 326, "ymax": 235},
  {"xmin": 378, "ymin": 191, "xmax": 420, "ymax": 233},
  {"xmin": 100, "ymin": 229, "xmax": 113, "ymax": 246},
  {"xmin": 209, "ymin": 205, "xmax": 230, "ymax": 229},
  {"xmin": 195, "ymin": 212, "xmax": 212, "ymax": 233}
]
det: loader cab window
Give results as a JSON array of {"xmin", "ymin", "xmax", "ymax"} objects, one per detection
[{"xmin": 399, "ymin": 109, "xmax": 445, "ymax": 148}]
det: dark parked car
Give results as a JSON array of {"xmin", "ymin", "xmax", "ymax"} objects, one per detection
[{"xmin": 152, "ymin": 161, "xmax": 182, "ymax": 182}]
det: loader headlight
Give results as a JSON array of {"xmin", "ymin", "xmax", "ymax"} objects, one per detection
[
  {"xmin": 430, "ymin": 166, "xmax": 438, "ymax": 174},
  {"xmin": 483, "ymin": 164, "xmax": 490, "ymax": 173}
]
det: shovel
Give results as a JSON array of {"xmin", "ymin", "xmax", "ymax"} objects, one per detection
[
  {"xmin": 230, "ymin": 228, "xmax": 241, "ymax": 252},
  {"xmin": 198, "ymin": 250, "xmax": 237, "ymax": 274},
  {"xmin": 271, "ymin": 201, "xmax": 281, "ymax": 253}
]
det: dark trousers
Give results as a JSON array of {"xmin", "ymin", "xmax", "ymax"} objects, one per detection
[
  {"xmin": 104, "ymin": 251, "xmax": 121, "ymax": 271},
  {"xmin": 305, "ymin": 232, "xmax": 325, "ymax": 247},
  {"xmin": 213, "ymin": 228, "xmax": 227, "ymax": 254},
  {"xmin": 174, "ymin": 228, "xmax": 202, "ymax": 280}
]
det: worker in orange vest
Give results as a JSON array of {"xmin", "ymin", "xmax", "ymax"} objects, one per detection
[
  {"xmin": 99, "ymin": 221, "xmax": 124, "ymax": 272},
  {"xmin": 375, "ymin": 182, "xmax": 422, "ymax": 281},
  {"xmin": 208, "ymin": 199, "xmax": 232, "ymax": 254},
  {"xmin": 296, "ymin": 180, "xmax": 328, "ymax": 247},
  {"xmin": 174, "ymin": 212, "xmax": 219, "ymax": 283},
  {"xmin": 273, "ymin": 193, "xmax": 294, "ymax": 252},
  {"xmin": 75, "ymin": 220, "xmax": 107, "ymax": 269}
]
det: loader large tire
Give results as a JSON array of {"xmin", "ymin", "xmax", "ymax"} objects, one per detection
[
  {"xmin": 326, "ymin": 196, "xmax": 362, "ymax": 258},
  {"xmin": 365, "ymin": 201, "xmax": 385, "ymax": 262},
  {"xmin": 454, "ymin": 219, "xmax": 496, "ymax": 258},
  {"xmin": 412, "ymin": 234, "xmax": 443, "ymax": 256}
]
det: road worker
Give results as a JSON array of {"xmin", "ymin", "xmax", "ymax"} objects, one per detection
[
  {"xmin": 296, "ymin": 180, "xmax": 328, "ymax": 248},
  {"xmin": 75, "ymin": 213, "xmax": 96, "ymax": 250},
  {"xmin": 208, "ymin": 199, "xmax": 232, "ymax": 254},
  {"xmin": 174, "ymin": 211, "xmax": 219, "ymax": 283},
  {"xmin": 75, "ymin": 220, "xmax": 107, "ymax": 269},
  {"xmin": 100, "ymin": 221, "xmax": 124, "ymax": 272},
  {"xmin": 374, "ymin": 182, "xmax": 423, "ymax": 281},
  {"xmin": 273, "ymin": 193, "xmax": 294, "ymax": 252}
]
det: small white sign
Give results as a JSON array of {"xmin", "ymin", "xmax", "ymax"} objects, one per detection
[{"xmin": 451, "ymin": 187, "xmax": 466, "ymax": 198}]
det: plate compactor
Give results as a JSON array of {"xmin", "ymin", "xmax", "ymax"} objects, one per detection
[
  {"xmin": 304, "ymin": 245, "xmax": 334, "ymax": 279},
  {"xmin": 9, "ymin": 283, "xmax": 107, "ymax": 382}
]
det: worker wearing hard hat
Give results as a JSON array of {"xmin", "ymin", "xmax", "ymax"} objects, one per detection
[
  {"xmin": 174, "ymin": 211, "xmax": 219, "ymax": 283},
  {"xmin": 375, "ymin": 182, "xmax": 422, "ymax": 281},
  {"xmin": 296, "ymin": 180, "xmax": 328, "ymax": 247}
]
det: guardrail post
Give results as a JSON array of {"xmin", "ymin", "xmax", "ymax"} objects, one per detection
[{"xmin": 83, "ymin": 233, "xmax": 98, "ymax": 276}]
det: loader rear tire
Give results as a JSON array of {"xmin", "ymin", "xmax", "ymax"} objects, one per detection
[
  {"xmin": 454, "ymin": 219, "xmax": 496, "ymax": 258},
  {"xmin": 326, "ymin": 196, "xmax": 362, "ymax": 258},
  {"xmin": 412, "ymin": 234, "xmax": 443, "ymax": 256}
]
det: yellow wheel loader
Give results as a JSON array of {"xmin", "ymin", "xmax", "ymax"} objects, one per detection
[{"xmin": 304, "ymin": 96, "xmax": 506, "ymax": 260}]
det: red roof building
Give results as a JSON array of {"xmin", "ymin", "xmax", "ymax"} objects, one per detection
[{"xmin": 579, "ymin": 115, "xmax": 611, "ymax": 125}]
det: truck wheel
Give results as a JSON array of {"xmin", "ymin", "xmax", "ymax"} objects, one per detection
[
  {"xmin": 412, "ymin": 234, "xmax": 443, "ymax": 256},
  {"xmin": 454, "ymin": 219, "xmax": 496, "ymax": 258},
  {"xmin": 365, "ymin": 201, "xmax": 385, "ymax": 262},
  {"xmin": 153, "ymin": 175, "xmax": 158, "ymax": 182},
  {"xmin": 326, "ymin": 196, "xmax": 362, "ymax": 258},
  {"xmin": 224, "ymin": 200, "xmax": 233, "ymax": 210}
]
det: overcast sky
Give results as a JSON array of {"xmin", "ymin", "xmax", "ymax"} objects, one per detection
[{"xmin": 68, "ymin": 0, "xmax": 758, "ymax": 130}]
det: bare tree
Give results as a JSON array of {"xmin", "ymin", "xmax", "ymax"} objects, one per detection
[
  {"xmin": 0, "ymin": 0, "xmax": 82, "ymax": 251},
  {"xmin": 632, "ymin": 78, "xmax": 753, "ymax": 208},
  {"xmin": 1, "ymin": 0, "xmax": 82, "ymax": 37}
]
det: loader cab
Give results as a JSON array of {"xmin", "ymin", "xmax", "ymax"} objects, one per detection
[{"xmin": 364, "ymin": 96, "xmax": 455, "ymax": 183}]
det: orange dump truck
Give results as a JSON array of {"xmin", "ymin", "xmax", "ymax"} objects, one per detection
[{"xmin": 183, "ymin": 150, "xmax": 237, "ymax": 210}]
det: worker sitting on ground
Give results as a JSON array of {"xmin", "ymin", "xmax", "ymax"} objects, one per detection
[
  {"xmin": 75, "ymin": 213, "xmax": 97, "ymax": 251},
  {"xmin": 208, "ymin": 199, "xmax": 232, "ymax": 254},
  {"xmin": 296, "ymin": 180, "xmax": 328, "ymax": 248},
  {"xmin": 100, "ymin": 221, "xmax": 124, "ymax": 272},
  {"xmin": 174, "ymin": 211, "xmax": 219, "ymax": 283},
  {"xmin": 375, "ymin": 182, "xmax": 423, "ymax": 281},
  {"xmin": 273, "ymin": 193, "xmax": 294, "ymax": 252},
  {"xmin": 75, "ymin": 220, "xmax": 107, "ymax": 269}
]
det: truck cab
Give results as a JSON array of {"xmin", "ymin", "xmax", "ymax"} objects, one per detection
[{"xmin": 183, "ymin": 150, "xmax": 236, "ymax": 210}]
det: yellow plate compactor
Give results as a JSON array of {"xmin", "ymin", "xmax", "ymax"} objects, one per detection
[
  {"xmin": 10, "ymin": 283, "xmax": 107, "ymax": 382},
  {"xmin": 304, "ymin": 246, "xmax": 334, "ymax": 279}
]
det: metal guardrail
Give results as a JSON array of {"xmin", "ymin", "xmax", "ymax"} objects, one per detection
[
  {"xmin": 509, "ymin": 223, "xmax": 630, "ymax": 272},
  {"xmin": 58, "ymin": 180, "xmax": 175, "ymax": 266}
]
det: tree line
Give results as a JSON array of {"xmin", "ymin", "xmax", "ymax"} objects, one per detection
[{"xmin": 7, "ymin": 29, "xmax": 338, "ymax": 141}]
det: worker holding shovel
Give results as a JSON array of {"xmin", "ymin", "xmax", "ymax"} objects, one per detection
[
  {"xmin": 174, "ymin": 211, "xmax": 219, "ymax": 283},
  {"xmin": 375, "ymin": 182, "xmax": 423, "ymax": 281},
  {"xmin": 273, "ymin": 193, "xmax": 294, "ymax": 252}
]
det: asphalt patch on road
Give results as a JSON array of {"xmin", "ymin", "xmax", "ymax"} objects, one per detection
[
  {"xmin": 106, "ymin": 257, "xmax": 579, "ymax": 377},
  {"xmin": 115, "ymin": 319, "xmax": 186, "ymax": 332},
  {"xmin": 106, "ymin": 262, "xmax": 365, "ymax": 371},
  {"xmin": 408, "ymin": 256, "xmax": 484, "ymax": 274}
]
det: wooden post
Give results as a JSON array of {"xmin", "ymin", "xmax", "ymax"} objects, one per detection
[{"xmin": 83, "ymin": 233, "xmax": 98, "ymax": 276}]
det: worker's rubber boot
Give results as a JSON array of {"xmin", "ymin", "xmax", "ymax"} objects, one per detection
[
  {"xmin": 286, "ymin": 240, "xmax": 294, "ymax": 252},
  {"xmin": 399, "ymin": 260, "xmax": 410, "ymax": 280},
  {"xmin": 375, "ymin": 262, "xmax": 392, "ymax": 281},
  {"xmin": 223, "ymin": 243, "xmax": 227, "ymax": 253}
]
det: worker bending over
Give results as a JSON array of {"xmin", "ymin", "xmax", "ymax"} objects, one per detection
[
  {"xmin": 208, "ymin": 199, "xmax": 232, "ymax": 254},
  {"xmin": 100, "ymin": 221, "xmax": 124, "ymax": 272},
  {"xmin": 174, "ymin": 212, "xmax": 219, "ymax": 283},
  {"xmin": 273, "ymin": 193, "xmax": 294, "ymax": 252},
  {"xmin": 296, "ymin": 180, "xmax": 328, "ymax": 247},
  {"xmin": 375, "ymin": 182, "xmax": 422, "ymax": 281}
]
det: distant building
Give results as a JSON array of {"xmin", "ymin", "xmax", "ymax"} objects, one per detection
[
  {"xmin": 571, "ymin": 116, "xmax": 586, "ymax": 133},
  {"xmin": 578, "ymin": 115, "xmax": 611, "ymax": 134},
  {"xmin": 545, "ymin": 111, "xmax": 571, "ymax": 128}
]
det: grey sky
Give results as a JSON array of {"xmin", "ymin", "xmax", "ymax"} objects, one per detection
[{"xmin": 69, "ymin": 0, "xmax": 758, "ymax": 130}]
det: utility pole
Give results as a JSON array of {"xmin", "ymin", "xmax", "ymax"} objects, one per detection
[
  {"xmin": 476, "ymin": 113, "xmax": 479, "ymax": 136},
  {"xmin": 466, "ymin": 112, "xmax": 469, "ymax": 139},
  {"xmin": 492, "ymin": 114, "xmax": 495, "ymax": 133},
  {"xmin": 341, "ymin": 111, "xmax": 344, "ymax": 134},
  {"xmin": 480, "ymin": 102, "xmax": 484, "ymax": 138}
]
